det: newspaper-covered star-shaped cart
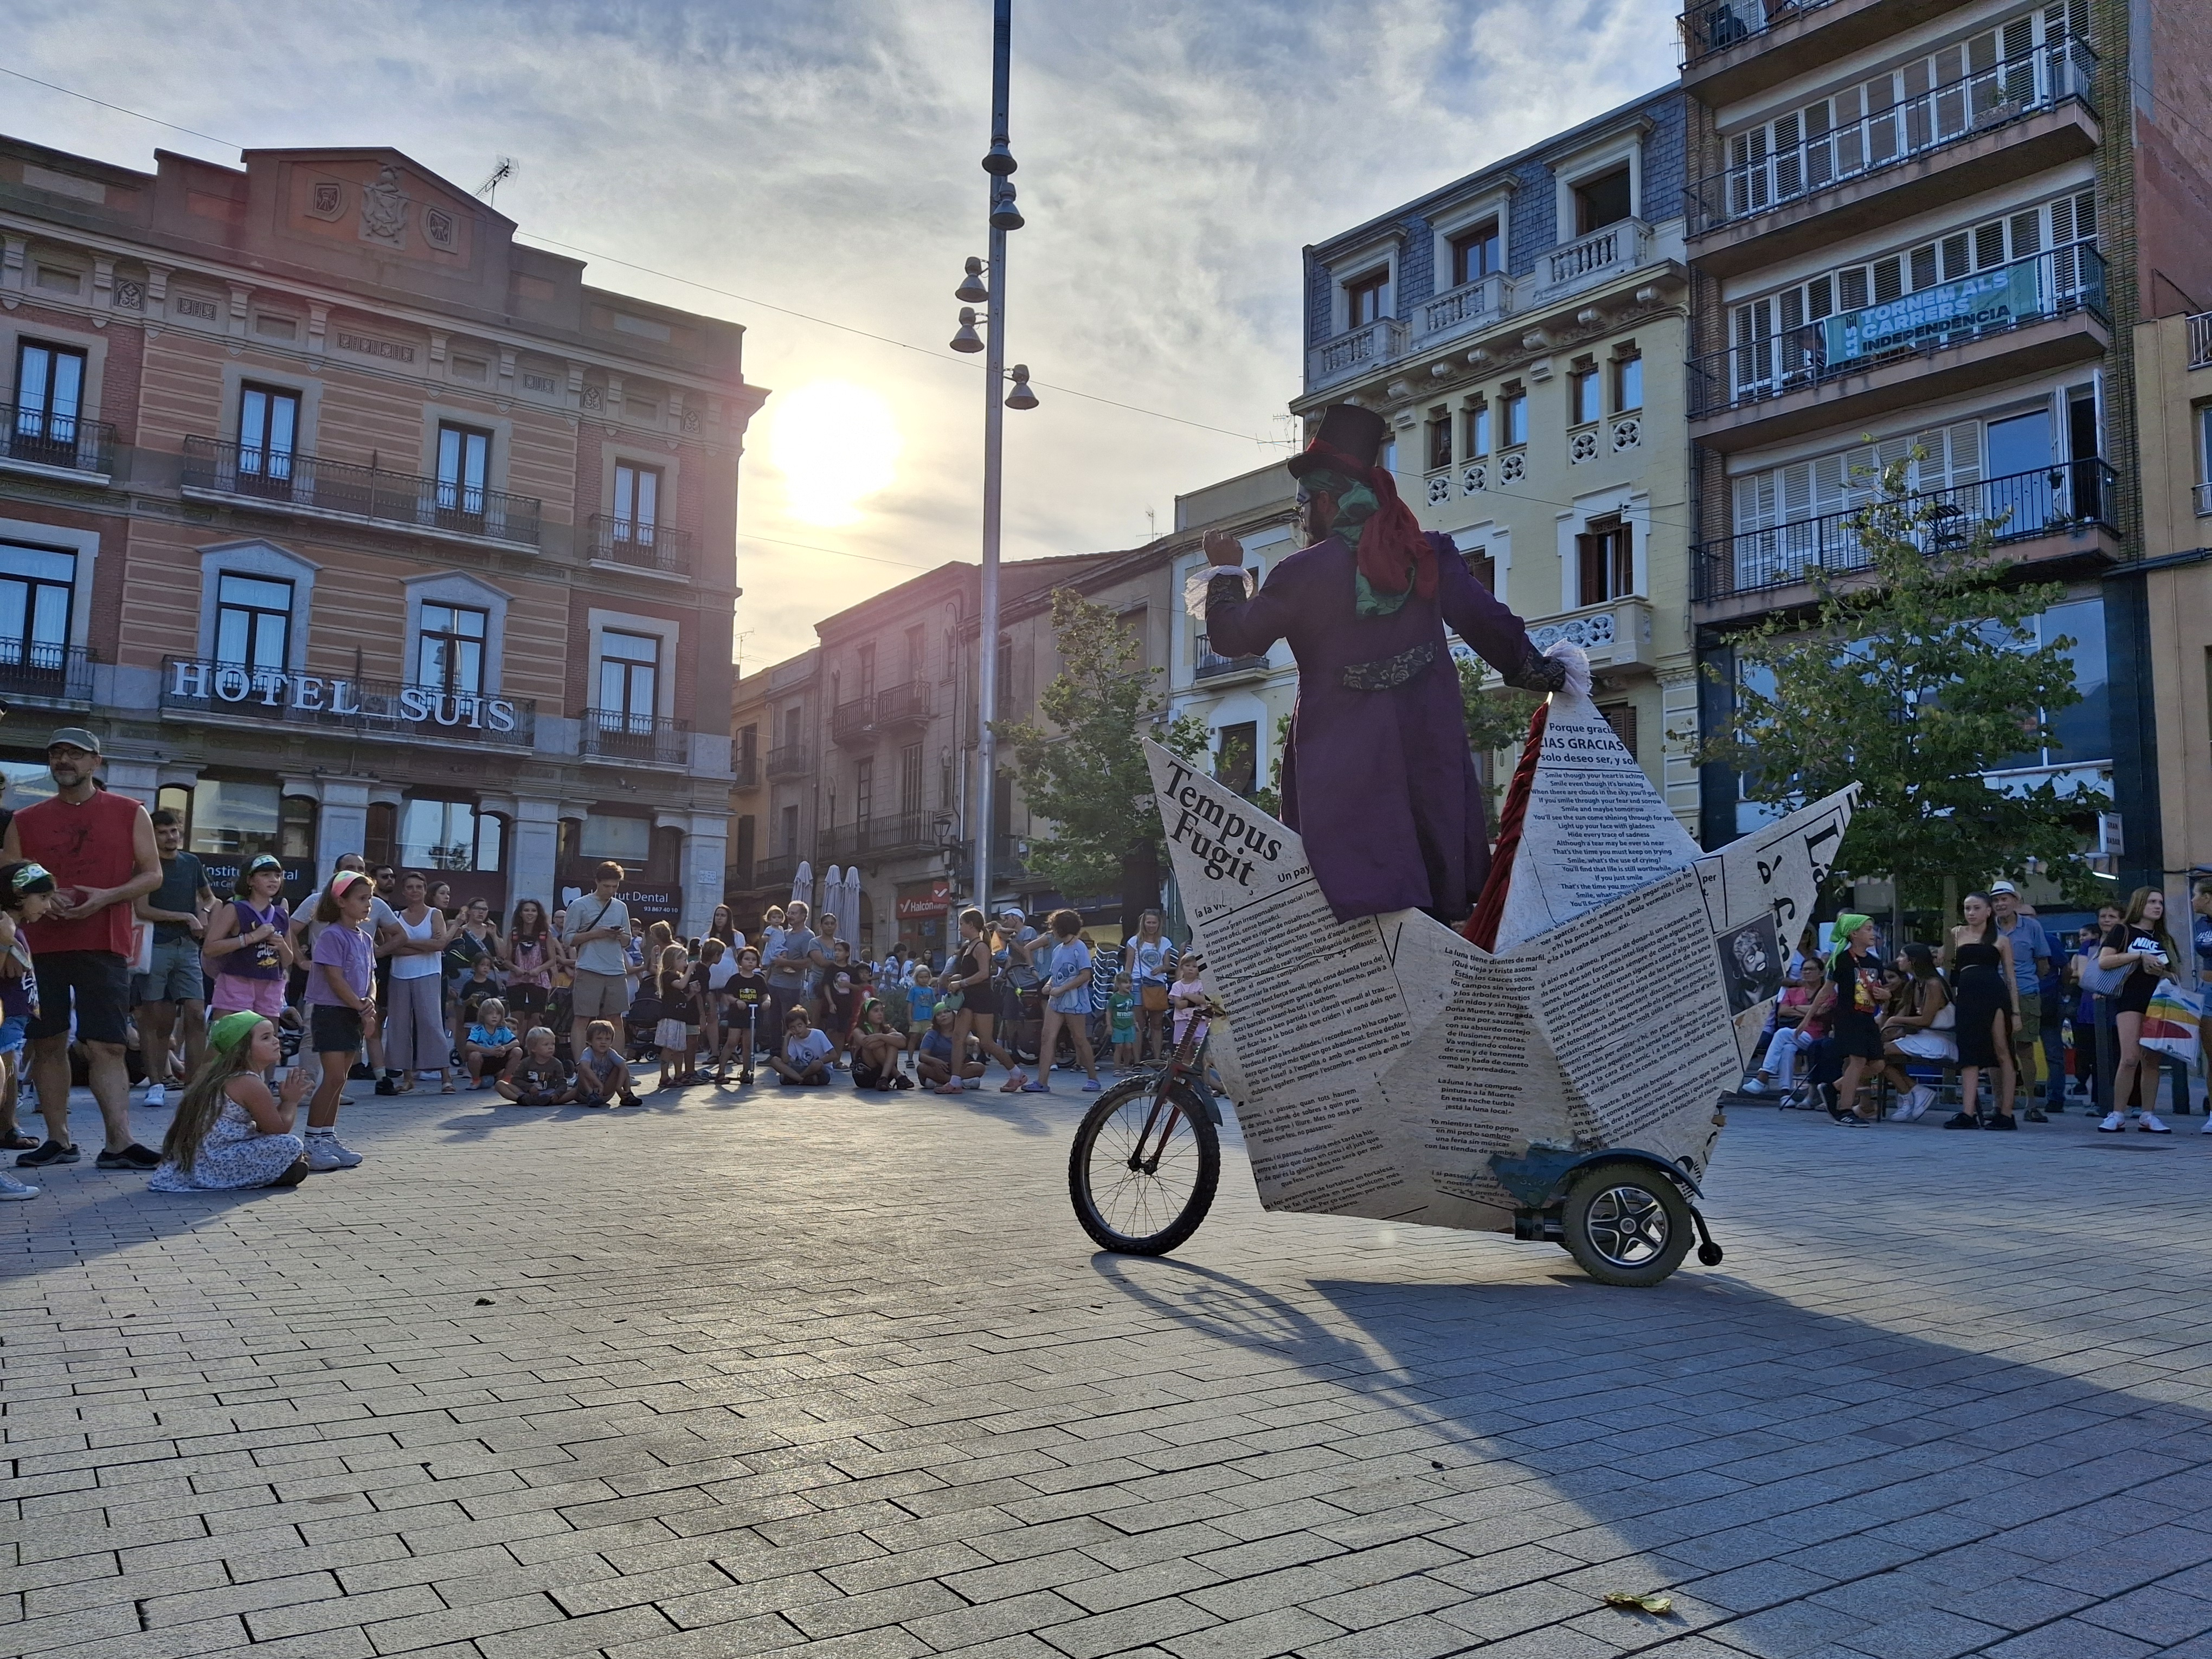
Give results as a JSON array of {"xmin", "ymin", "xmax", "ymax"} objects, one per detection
[{"xmin": 1066, "ymin": 650, "xmax": 1858, "ymax": 1287}]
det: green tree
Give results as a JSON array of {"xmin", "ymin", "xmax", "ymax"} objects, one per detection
[
  {"xmin": 1698, "ymin": 459, "xmax": 2108, "ymax": 910},
  {"xmin": 1458, "ymin": 656, "xmax": 1544, "ymax": 819},
  {"xmin": 996, "ymin": 588, "xmax": 1207, "ymax": 927}
]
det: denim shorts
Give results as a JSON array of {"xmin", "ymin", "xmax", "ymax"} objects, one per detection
[{"xmin": 0, "ymin": 1013, "xmax": 25, "ymax": 1055}]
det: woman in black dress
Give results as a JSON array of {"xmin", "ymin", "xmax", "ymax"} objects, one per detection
[
  {"xmin": 1944, "ymin": 891, "xmax": 2017, "ymax": 1128},
  {"xmin": 2097, "ymin": 885, "xmax": 2179, "ymax": 1134}
]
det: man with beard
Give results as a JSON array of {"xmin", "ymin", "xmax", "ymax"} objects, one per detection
[
  {"xmin": 4, "ymin": 729, "xmax": 164, "ymax": 1170},
  {"xmin": 1199, "ymin": 404, "xmax": 1565, "ymax": 923}
]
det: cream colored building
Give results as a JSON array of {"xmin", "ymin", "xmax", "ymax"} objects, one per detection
[
  {"xmin": 1292, "ymin": 88, "xmax": 1700, "ymax": 831},
  {"xmin": 2133, "ymin": 309, "xmax": 2212, "ymax": 880}
]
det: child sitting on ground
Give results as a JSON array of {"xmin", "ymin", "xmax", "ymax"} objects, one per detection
[
  {"xmin": 851, "ymin": 999, "xmax": 912, "ymax": 1091},
  {"xmin": 914, "ymin": 1005, "xmax": 984, "ymax": 1091},
  {"xmin": 465, "ymin": 998, "xmax": 519, "ymax": 1090},
  {"xmin": 573, "ymin": 1019, "xmax": 638, "ymax": 1108},
  {"xmin": 771, "ymin": 1006, "xmax": 834, "ymax": 1086},
  {"xmin": 497, "ymin": 1026, "xmax": 575, "ymax": 1107},
  {"xmin": 148, "ymin": 1012, "xmax": 311, "ymax": 1191}
]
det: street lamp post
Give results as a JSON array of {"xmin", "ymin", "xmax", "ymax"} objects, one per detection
[{"xmin": 947, "ymin": 0, "xmax": 1033, "ymax": 917}]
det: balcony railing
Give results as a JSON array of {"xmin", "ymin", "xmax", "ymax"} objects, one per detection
[
  {"xmin": 1687, "ymin": 38, "xmax": 2097, "ymax": 235},
  {"xmin": 1689, "ymin": 247, "xmax": 2106, "ymax": 420},
  {"xmin": 1195, "ymin": 632, "xmax": 1269, "ymax": 680},
  {"xmin": 824, "ymin": 812, "xmax": 940, "ymax": 865},
  {"xmin": 587, "ymin": 515, "xmax": 693, "ymax": 576},
  {"xmin": 829, "ymin": 697, "xmax": 877, "ymax": 747},
  {"xmin": 4, "ymin": 406, "xmax": 117, "ymax": 475},
  {"xmin": 1679, "ymin": 0, "xmax": 1842, "ymax": 65},
  {"xmin": 1306, "ymin": 317, "xmax": 1408, "ymax": 392},
  {"xmin": 752, "ymin": 852, "xmax": 806, "ymax": 892},
  {"xmin": 732, "ymin": 750, "xmax": 760, "ymax": 788},
  {"xmin": 1539, "ymin": 219, "xmax": 1653, "ymax": 300},
  {"xmin": 1692, "ymin": 460, "xmax": 2119, "ymax": 602},
  {"xmin": 159, "ymin": 658, "xmax": 537, "ymax": 746},
  {"xmin": 1414, "ymin": 273, "xmax": 1509, "ymax": 350},
  {"xmin": 874, "ymin": 680, "xmax": 930, "ymax": 729},
  {"xmin": 2189, "ymin": 310, "xmax": 2212, "ymax": 369},
  {"xmin": 764, "ymin": 742, "xmax": 810, "ymax": 781},
  {"xmin": 578, "ymin": 709, "xmax": 689, "ymax": 766},
  {"xmin": 2194, "ymin": 481, "xmax": 2212, "ymax": 519},
  {"xmin": 0, "ymin": 642, "xmax": 94, "ymax": 703},
  {"xmin": 182, "ymin": 436, "xmax": 543, "ymax": 547}
]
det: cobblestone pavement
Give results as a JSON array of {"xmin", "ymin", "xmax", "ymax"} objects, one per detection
[{"xmin": 5, "ymin": 1073, "xmax": 2212, "ymax": 1659}]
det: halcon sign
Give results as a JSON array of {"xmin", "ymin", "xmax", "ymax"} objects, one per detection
[{"xmin": 167, "ymin": 660, "xmax": 522, "ymax": 734}]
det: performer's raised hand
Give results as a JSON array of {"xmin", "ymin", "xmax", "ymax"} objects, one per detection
[{"xmin": 1202, "ymin": 529, "xmax": 1245, "ymax": 567}]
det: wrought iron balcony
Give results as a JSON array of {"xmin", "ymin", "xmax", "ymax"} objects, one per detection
[
  {"xmin": 1688, "ymin": 247, "xmax": 2106, "ymax": 421},
  {"xmin": 1692, "ymin": 460, "xmax": 2119, "ymax": 603},
  {"xmin": 2190, "ymin": 310, "xmax": 2212, "ymax": 369},
  {"xmin": 751, "ymin": 852, "xmax": 807, "ymax": 892},
  {"xmin": 3, "ymin": 406, "xmax": 116, "ymax": 475},
  {"xmin": 824, "ymin": 812, "xmax": 939, "ymax": 865},
  {"xmin": 578, "ymin": 709, "xmax": 688, "ymax": 766},
  {"xmin": 829, "ymin": 697, "xmax": 877, "ymax": 747},
  {"xmin": 764, "ymin": 742, "xmax": 810, "ymax": 781},
  {"xmin": 0, "ymin": 642, "xmax": 94, "ymax": 704},
  {"xmin": 1195, "ymin": 632, "xmax": 1270, "ymax": 681},
  {"xmin": 587, "ymin": 515, "xmax": 693, "ymax": 577},
  {"xmin": 874, "ymin": 680, "xmax": 930, "ymax": 730},
  {"xmin": 181, "ymin": 436, "xmax": 543, "ymax": 548},
  {"xmin": 1686, "ymin": 38, "xmax": 2097, "ymax": 235},
  {"xmin": 159, "ymin": 658, "xmax": 537, "ymax": 746},
  {"xmin": 732, "ymin": 749, "xmax": 760, "ymax": 787}
]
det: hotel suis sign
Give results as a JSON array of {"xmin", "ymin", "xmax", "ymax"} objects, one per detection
[{"xmin": 166, "ymin": 659, "xmax": 524, "ymax": 737}]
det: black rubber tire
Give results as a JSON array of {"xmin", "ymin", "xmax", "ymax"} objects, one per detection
[
  {"xmin": 1069, "ymin": 1075, "xmax": 1220, "ymax": 1255},
  {"xmin": 1559, "ymin": 1163, "xmax": 1694, "ymax": 1287}
]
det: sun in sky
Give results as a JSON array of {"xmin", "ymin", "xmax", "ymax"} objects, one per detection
[{"xmin": 770, "ymin": 380, "xmax": 901, "ymax": 526}]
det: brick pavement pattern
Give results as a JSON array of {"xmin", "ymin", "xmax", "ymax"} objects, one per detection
[{"xmin": 5, "ymin": 1081, "xmax": 2212, "ymax": 1659}]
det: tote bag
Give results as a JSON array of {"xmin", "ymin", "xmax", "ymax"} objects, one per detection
[{"xmin": 2140, "ymin": 980, "xmax": 2202, "ymax": 1065}]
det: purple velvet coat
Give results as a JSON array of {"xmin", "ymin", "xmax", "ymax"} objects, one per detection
[{"xmin": 1205, "ymin": 530, "xmax": 1541, "ymax": 923}]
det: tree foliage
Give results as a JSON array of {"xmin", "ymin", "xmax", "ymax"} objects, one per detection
[
  {"xmin": 1458, "ymin": 657, "xmax": 1544, "ymax": 819},
  {"xmin": 1698, "ymin": 458, "xmax": 2108, "ymax": 910},
  {"xmin": 996, "ymin": 587, "xmax": 1208, "ymax": 903}
]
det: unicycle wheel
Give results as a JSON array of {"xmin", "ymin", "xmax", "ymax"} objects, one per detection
[{"xmin": 1068, "ymin": 1075, "xmax": 1220, "ymax": 1255}]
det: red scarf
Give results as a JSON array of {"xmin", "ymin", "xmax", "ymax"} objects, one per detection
[{"xmin": 1306, "ymin": 441, "xmax": 1437, "ymax": 604}]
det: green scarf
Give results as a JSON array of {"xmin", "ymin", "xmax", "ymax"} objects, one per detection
[{"xmin": 1307, "ymin": 468, "xmax": 1411, "ymax": 617}]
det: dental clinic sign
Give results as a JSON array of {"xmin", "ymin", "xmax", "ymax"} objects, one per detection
[
  {"xmin": 1819, "ymin": 261, "xmax": 2041, "ymax": 365},
  {"xmin": 161, "ymin": 658, "xmax": 534, "ymax": 745}
]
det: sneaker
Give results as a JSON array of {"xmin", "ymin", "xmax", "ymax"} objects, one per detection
[
  {"xmin": 1984, "ymin": 1113, "xmax": 2017, "ymax": 1130},
  {"xmin": 1833, "ymin": 1111, "xmax": 1869, "ymax": 1127},
  {"xmin": 0, "ymin": 1171, "xmax": 40, "ymax": 1200},
  {"xmin": 2200, "ymin": 1116, "xmax": 2212, "ymax": 1133},
  {"xmin": 142, "ymin": 1082, "xmax": 166, "ymax": 1110},
  {"xmin": 349, "ymin": 1063, "xmax": 376, "ymax": 1081},
  {"xmin": 1021, "ymin": 1080, "xmax": 1050, "ymax": 1093},
  {"xmin": 2023, "ymin": 1108, "xmax": 2047, "ymax": 1122},
  {"xmin": 375, "ymin": 1077, "xmax": 398, "ymax": 1096},
  {"xmin": 16, "ymin": 1139, "xmax": 80, "ymax": 1167},
  {"xmin": 96, "ymin": 1143, "xmax": 161, "ymax": 1171},
  {"xmin": 307, "ymin": 1134, "xmax": 364, "ymax": 1168},
  {"xmin": 1941, "ymin": 1113, "xmax": 1980, "ymax": 1130},
  {"xmin": 1895, "ymin": 1086, "xmax": 1932, "ymax": 1121},
  {"xmin": 2098, "ymin": 1111, "xmax": 2127, "ymax": 1133},
  {"xmin": 1082, "ymin": 1079, "xmax": 1102, "ymax": 1092},
  {"xmin": 2138, "ymin": 1114, "xmax": 2172, "ymax": 1134},
  {"xmin": 1739, "ymin": 1077, "xmax": 1767, "ymax": 1096}
]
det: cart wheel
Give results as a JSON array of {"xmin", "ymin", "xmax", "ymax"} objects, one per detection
[
  {"xmin": 1560, "ymin": 1164, "xmax": 1694, "ymax": 1287},
  {"xmin": 1069, "ymin": 1075, "xmax": 1220, "ymax": 1255}
]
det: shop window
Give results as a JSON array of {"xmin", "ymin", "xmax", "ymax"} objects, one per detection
[
  {"xmin": 280, "ymin": 795, "xmax": 317, "ymax": 860},
  {"xmin": 399, "ymin": 799, "xmax": 499, "ymax": 871},
  {"xmin": 215, "ymin": 573, "xmax": 293, "ymax": 669},
  {"xmin": 187, "ymin": 779, "xmax": 282, "ymax": 860},
  {"xmin": 0, "ymin": 542, "xmax": 76, "ymax": 676}
]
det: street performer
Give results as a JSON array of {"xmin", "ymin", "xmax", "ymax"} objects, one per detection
[{"xmin": 1200, "ymin": 403, "xmax": 1565, "ymax": 924}]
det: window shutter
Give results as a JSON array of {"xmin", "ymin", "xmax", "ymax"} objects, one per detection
[
  {"xmin": 1813, "ymin": 453, "xmax": 1849, "ymax": 515},
  {"xmin": 1911, "ymin": 244, "xmax": 1939, "ymax": 290},
  {"xmin": 1809, "ymin": 274, "xmax": 1835, "ymax": 319},
  {"xmin": 2010, "ymin": 212, "xmax": 2042, "ymax": 257},
  {"xmin": 1598, "ymin": 703, "xmax": 1638, "ymax": 760},
  {"xmin": 1975, "ymin": 222, "xmax": 2007, "ymax": 270},
  {"xmin": 1875, "ymin": 258, "xmax": 1904, "ymax": 304},
  {"xmin": 1941, "ymin": 233, "xmax": 1971, "ymax": 279},
  {"xmin": 1840, "ymin": 266, "xmax": 1869, "ymax": 310}
]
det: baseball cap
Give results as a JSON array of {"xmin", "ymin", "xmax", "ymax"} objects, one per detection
[
  {"xmin": 1989, "ymin": 880, "xmax": 2018, "ymax": 896},
  {"xmin": 45, "ymin": 726, "xmax": 101, "ymax": 755}
]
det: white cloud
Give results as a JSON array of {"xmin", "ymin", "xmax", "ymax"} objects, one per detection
[{"xmin": 5, "ymin": 0, "xmax": 1674, "ymax": 666}]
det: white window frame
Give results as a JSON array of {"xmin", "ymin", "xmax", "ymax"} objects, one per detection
[
  {"xmin": 0, "ymin": 513, "xmax": 97, "ymax": 656},
  {"xmin": 403, "ymin": 570, "xmax": 510, "ymax": 693},
  {"xmin": 196, "ymin": 539, "xmax": 317, "ymax": 672},
  {"xmin": 1429, "ymin": 188, "xmax": 1514, "ymax": 293},
  {"xmin": 1555, "ymin": 489, "xmax": 1650, "ymax": 614},
  {"xmin": 1328, "ymin": 229, "xmax": 1405, "ymax": 333},
  {"xmin": 1551, "ymin": 122, "xmax": 1648, "ymax": 242},
  {"xmin": 586, "ymin": 607, "xmax": 679, "ymax": 722}
]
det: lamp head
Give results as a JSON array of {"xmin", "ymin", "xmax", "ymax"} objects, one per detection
[
  {"xmin": 981, "ymin": 140, "xmax": 1017, "ymax": 177},
  {"xmin": 989, "ymin": 183, "xmax": 1025, "ymax": 232},
  {"xmin": 954, "ymin": 257, "xmax": 989, "ymax": 304},
  {"xmin": 949, "ymin": 308, "xmax": 985, "ymax": 353},
  {"xmin": 1004, "ymin": 364, "xmax": 1039, "ymax": 411}
]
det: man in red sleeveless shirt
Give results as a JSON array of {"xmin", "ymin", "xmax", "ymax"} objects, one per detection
[{"xmin": 3, "ymin": 730, "xmax": 163, "ymax": 1170}]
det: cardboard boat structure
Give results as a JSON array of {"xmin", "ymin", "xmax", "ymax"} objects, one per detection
[{"xmin": 1143, "ymin": 644, "xmax": 1857, "ymax": 1243}]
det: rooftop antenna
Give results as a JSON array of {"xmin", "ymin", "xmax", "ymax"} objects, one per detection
[
  {"xmin": 475, "ymin": 157, "xmax": 517, "ymax": 205},
  {"xmin": 1146, "ymin": 506, "xmax": 1157, "ymax": 541}
]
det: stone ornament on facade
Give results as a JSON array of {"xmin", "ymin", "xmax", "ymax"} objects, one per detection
[
  {"xmin": 112, "ymin": 280, "xmax": 144, "ymax": 310},
  {"xmin": 681, "ymin": 407, "xmax": 703, "ymax": 434},
  {"xmin": 580, "ymin": 383, "xmax": 605, "ymax": 412},
  {"xmin": 307, "ymin": 180, "xmax": 345, "ymax": 222},
  {"xmin": 423, "ymin": 208, "xmax": 458, "ymax": 253},
  {"xmin": 1427, "ymin": 474, "xmax": 1451, "ymax": 506},
  {"xmin": 1500, "ymin": 452, "xmax": 1525, "ymax": 484},
  {"xmin": 359, "ymin": 165, "xmax": 408, "ymax": 248},
  {"xmin": 1462, "ymin": 463, "xmax": 1487, "ymax": 494},
  {"xmin": 1611, "ymin": 417, "xmax": 1641, "ymax": 452},
  {"xmin": 1529, "ymin": 610, "xmax": 1618, "ymax": 652},
  {"xmin": 1571, "ymin": 430, "xmax": 1599, "ymax": 464}
]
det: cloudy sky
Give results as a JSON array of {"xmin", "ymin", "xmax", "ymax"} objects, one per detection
[{"xmin": 6, "ymin": 0, "xmax": 1674, "ymax": 667}]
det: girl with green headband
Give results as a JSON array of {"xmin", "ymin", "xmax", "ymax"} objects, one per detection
[
  {"xmin": 147, "ymin": 1012, "xmax": 308, "ymax": 1192},
  {"xmin": 0, "ymin": 861, "xmax": 56, "ymax": 1197}
]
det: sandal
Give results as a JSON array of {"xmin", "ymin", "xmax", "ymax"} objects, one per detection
[
  {"xmin": 440, "ymin": 1079, "xmax": 456, "ymax": 1094},
  {"xmin": 2, "ymin": 1130, "xmax": 38, "ymax": 1151}
]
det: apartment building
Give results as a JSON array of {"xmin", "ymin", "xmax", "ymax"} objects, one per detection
[
  {"xmin": 2132, "ymin": 309, "xmax": 2212, "ymax": 878},
  {"xmin": 0, "ymin": 134, "xmax": 760, "ymax": 929},
  {"xmin": 1294, "ymin": 88, "xmax": 1703, "ymax": 829},
  {"xmin": 1679, "ymin": 0, "xmax": 2212, "ymax": 879}
]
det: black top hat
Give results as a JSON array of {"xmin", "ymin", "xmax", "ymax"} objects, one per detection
[{"xmin": 1288, "ymin": 403, "xmax": 1387, "ymax": 480}]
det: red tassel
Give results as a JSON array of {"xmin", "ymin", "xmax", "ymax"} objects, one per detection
[{"xmin": 1462, "ymin": 700, "xmax": 1549, "ymax": 951}]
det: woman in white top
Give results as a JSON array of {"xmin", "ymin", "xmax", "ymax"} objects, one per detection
[{"xmin": 384, "ymin": 871, "xmax": 451, "ymax": 1092}]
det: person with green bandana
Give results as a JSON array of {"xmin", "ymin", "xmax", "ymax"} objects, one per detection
[
  {"xmin": 146, "ymin": 1011, "xmax": 310, "ymax": 1192},
  {"xmin": 1200, "ymin": 402, "xmax": 1565, "ymax": 922}
]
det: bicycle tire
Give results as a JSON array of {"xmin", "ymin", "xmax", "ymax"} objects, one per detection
[{"xmin": 1068, "ymin": 1074, "xmax": 1220, "ymax": 1255}]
